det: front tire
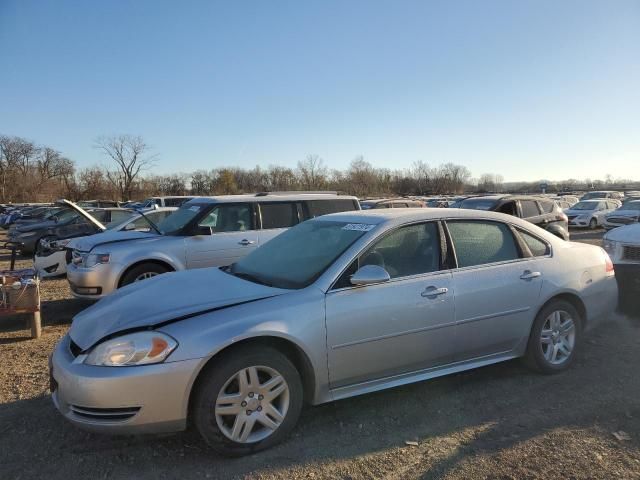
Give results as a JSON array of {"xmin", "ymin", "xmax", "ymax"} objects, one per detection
[
  {"xmin": 589, "ymin": 218, "xmax": 598, "ymax": 229},
  {"xmin": 192, "ymin": 346, "xmax": 303, "ymax": 456},
  {"xmin": 524, "ymin": 300, "xmax": 582, "ymax": 373}
]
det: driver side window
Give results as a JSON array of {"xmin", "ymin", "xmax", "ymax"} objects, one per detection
[{"xmin": 335, "ymin": 222, "xmax": 442, "ymax": 288}]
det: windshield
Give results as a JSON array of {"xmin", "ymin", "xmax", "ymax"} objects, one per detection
[
  {"xmin": 157, "ymin": 203, "xmax": 205, "ymax": 235},
  {"xmin": 619, "ymin": 202, "xmax": 640, "ymax": 211},
  {"xmin": 571, "ymin": 201, "xmax": 598, "ymax": 211},
  {"xmin": 230, "ymin": 220, "xmax": 373, "ymax": 289},
  {"xmin": 53, "ymin": 208, "xmax": 78, "ymax": 222},
  {"xmin": 581, "ymin": 192, "xmax": 607, "ymax": 200},
  {"xmin": 459, "ymin": 198, "xmax": 498, "ymax": 211}
]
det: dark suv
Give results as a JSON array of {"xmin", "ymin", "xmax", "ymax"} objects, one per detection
[{"xmin": 458, "ymin": 195, "xmax": 570, "ymax": 240}]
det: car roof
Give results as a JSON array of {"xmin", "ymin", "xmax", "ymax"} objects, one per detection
[
  {"xmin": 186, "ymin": 194, "xmax": 358, "ymax": 204},
  {"xmin": 315, "ymin": 207, "xmax": 537, "ymax": 228}
]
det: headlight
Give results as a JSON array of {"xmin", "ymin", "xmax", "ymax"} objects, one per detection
[
  {"xmin": 83, "ymin": 252, "xmax": 110, "ymax": 268},
  {"xmin": 603, "ymin": 239, "xmax": 617, "ymax": 255},
  {"xmin": 84, "ymin": 332, "xmax": 178, "ymax": 366}
]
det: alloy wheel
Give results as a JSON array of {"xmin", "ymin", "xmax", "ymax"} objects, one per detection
[
  {"xmin": 540, "ymin": 310, "xmax": 575, "ymax": 365},
  {"xmin": 134, "ymin": 272, "xmax": 158, "ymax": 281},
  {"xmin": 215, "ymin": 365, "xmax": 290, "ymax": 443}
]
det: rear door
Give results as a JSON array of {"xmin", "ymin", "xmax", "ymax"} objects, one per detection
[
  {"xmin": 185, "ymin": 203, "xmax": 258, "ymax": 268},
  {"xmin": 257, "ymin": 202, "xmax": 300, "ymax": 246},
  {"xmin": 446, "ymin": 220, "xmax": 543, "ymax": 361}
]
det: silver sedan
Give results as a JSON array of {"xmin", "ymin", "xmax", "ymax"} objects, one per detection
[{"xmin": 51, "ymin": 209, "xmax": 618, "ymax": 455}]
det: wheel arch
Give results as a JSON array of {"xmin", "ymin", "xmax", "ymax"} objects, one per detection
[
  {"xmin": 537, "ymin": 292, "xmax": 588, "ymax": 329},
  {"xmin": 187, "ymin": 335, "xmax": 317, "ymax": 422},
  {"xmin": 117, "ymin": 258, "xmax": 176, "ymax": 287}
]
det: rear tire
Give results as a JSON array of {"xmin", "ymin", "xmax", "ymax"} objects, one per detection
[
  {"xmin": 524, "ymin": 300, "xmax": 582, "ymax": 374},
  {"xmin": 192, "ymin": 346, "xmax": 303, "ymax": 456},
  {"xmin": 120, "ymin": 263, "xmax": 169, "ymax": 287}
]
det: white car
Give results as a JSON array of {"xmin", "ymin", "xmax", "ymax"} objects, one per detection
[
  {"xmin": 34, "ymin": 208, "xmax": 176, "ymax": 278},
  {"xmin": 604, "ymin": 201, "xmax": 640, "ymax": 231},
  {"xmin": 564, "ymin": 199, "xmax": 621, "ymax": 229}
]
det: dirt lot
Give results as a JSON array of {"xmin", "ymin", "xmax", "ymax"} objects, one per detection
[{"xmin": 1, "ymin": 229, "xmax": 639, "ymax": 479}]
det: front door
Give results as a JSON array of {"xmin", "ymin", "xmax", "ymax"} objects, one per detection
[
  {"xmin": 325, "ymin": 222, "xmax": 457, "ymax": 389},
  {"xmin": 185, "ymin": 203, "xmax": 258, "ymax": 268}
]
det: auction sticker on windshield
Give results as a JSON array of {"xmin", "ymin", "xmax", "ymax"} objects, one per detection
[{"xmin": 342, "ymin": 223, "xmax": 375, "ymax": 232}]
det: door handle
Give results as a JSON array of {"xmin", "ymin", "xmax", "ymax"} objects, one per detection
[
  {"xmin": 520, "ymin": 270, "xmax": 542, "ymax": 280},
  {"xmin": 238, "ymin": 239, "xmax": 255, "ymax": 246},
  {"xmin": 421, "ymin": 286, "xmax": 448, "ymax": 297}
]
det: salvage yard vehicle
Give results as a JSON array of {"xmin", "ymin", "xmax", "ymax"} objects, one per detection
[
  {"xmin": 34, "ymin": 207, "xmax": 176, "ymax": 278},
  {"xmin": 458, "ymin": 194, "xmax": 570, "ymax": 240},
  {"xmin": 603, "ymin": 201, "xmax": 640, "ymax": 230},
  {"xmin": 8, "ymin": 201, "xmax": 133, "ymax": 255},
  {"xmin": 51, "ymin": 209, "xmax": 618, "ymax": 456},
  {"xmin": 565, "ymin": 199, "xmax": 620, "ymax": 229},
  {"xmin": 360, "ymin": 198, "xmax": 425, "ymax": 209},
  {"xmin": 66, "ymin": 193, "xmax": 360, "ymax": 298},
  {"xmin": 603, "ymin": 224, "xmax": 640, "ymax": 300}
]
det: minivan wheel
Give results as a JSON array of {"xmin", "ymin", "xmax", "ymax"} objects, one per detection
[
  {"xmin": 120, "ymin": 263, "xmax": 169, "ymax": 286},
  {"xmin": 524, "ymin": 300, "xmax": 582, "ymax": 373},
  {"xmin": 193, "ymin": 346, "xmax": 303, "ymax": 456},
  {"xmin": 589, "ymin": 218, "xmax": 598, "ymax": 229}
]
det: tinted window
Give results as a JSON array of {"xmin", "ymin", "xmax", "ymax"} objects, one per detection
[
  {"xmin": 448, "ymin": 221, "xmax": 520, "ymax": 267},
  {"xmin": 459, "ymin": 198, "xmax": 499, "ymax": 211},
  {"xmin": 306, "ymin": 199, "xmax": 358, "ymax": 218},
  {"xmin": 260, "ymin": 203, "xmax": 298, "ymax": 229},
  {"xmin": 518, "ymin": 229, "xmax": 550, "ymax": 257},
  {"xmin": 520, "ymin": 200, "xmax": 540, "ymax": 218},
  {"xmin": 538, "ymin": 201, "xmax": 555, "ymax": 213},
  {"xmin": 198, "ymin": 204, "xmax": 253, "ymax": 233},
  {"xmin": 360, "ymin": 223, "xmax": 440, "ymax": 278},
  {"xmin": 165, "ymin": 197, "xmax": 191, "ymax": 207}
]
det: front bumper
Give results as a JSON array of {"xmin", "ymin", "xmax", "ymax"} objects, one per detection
[
  {"xmin": 67, "ymin": 261, "xmax": 122, "ymax": 299},
  {"xmin": 34, "ymin": 250, "xmax": 68, "ymax": 277},
  {"xmin": 51, "ymin": 334, "xmax": 201, "ymax": 435},
  {"xmin": 613, "ymin": 263, "xmax": 640, "ymax": 295},
  {"xmin": 568, "ymin": 218, "xmax": 592, "ymax": 228}
]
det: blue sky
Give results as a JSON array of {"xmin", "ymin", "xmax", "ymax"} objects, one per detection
[{"xmin": 0, "ymin": 0, "xmax": 638, "ymax": 181}]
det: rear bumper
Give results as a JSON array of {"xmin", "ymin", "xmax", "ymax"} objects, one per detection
[
  {"xmin": 51, "ymin": 334, "xmax": 201, "ymax": 435},
  {"xmin": 581, "ymin": 276, "xmax": 618, "ymax": 330}
]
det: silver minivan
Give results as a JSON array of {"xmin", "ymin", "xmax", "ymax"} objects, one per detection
[{"xmin": 66, "ymin": 193, "xmax": 360, "ymax": 298}]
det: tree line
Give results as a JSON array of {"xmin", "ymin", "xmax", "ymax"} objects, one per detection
[{"xmin": 1, "ymin": 133, "xmax": 638, "ymax": 203}]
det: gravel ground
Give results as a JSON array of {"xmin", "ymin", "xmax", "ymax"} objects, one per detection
[{"xmin": 1, "ymin": 228, "xmax": 639, "ymax": 480}]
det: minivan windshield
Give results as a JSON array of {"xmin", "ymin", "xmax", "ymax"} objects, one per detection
[
  {"xmin": 157, "ymin": 203, "xmax": 207, "ymax": 235},
  {"xmin": 459, "ymin": 198, "xmax": 499, "ymax": 211},
  {"xmin": 229, "ymin": 220, "xmax": 373, "ymax": 289}
]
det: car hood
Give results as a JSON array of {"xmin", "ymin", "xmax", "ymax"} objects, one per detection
[
  {"xmin": 604, "ymin": 223, "xmax": 640, "ymax": 242},
  {"xmin": 69, "ymin": 230, "xmax": 159, "ymax": 252},
  {"xmin": 57, "ymin": 199, "xmax": 106, "ymax": 231},
  {"xmin": 606, "ymin": 210, "xmax": 640, "ymax": 218},
  {"xmin": 69, "ymin": 267, "xmax": 288, "ymax": 350}
]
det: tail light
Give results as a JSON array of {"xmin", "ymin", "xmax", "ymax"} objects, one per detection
[{"xmin": 601, "ymin": 248, "xmax": 615, "ymax": 276}]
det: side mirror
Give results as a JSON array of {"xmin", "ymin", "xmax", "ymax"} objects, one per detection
[{"xmin": 350, "ymin": 264, "xmax": 391, "ymax": 286}]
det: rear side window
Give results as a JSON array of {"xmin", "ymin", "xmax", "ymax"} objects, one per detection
[
  {"xmin": 520, "ymin": 200, "xmax": 540, "ymax": 218},
  {"xmin": 306, "ymin": 199, "xmax": 358, "ymax": 218},
  {"xmin": 447, "ymin": 221, "xmax": 520, "ymax": 268},
  {"xmin": 517, "ymin": 229, "xmax": 550, "ymax": 257},
  {"xmin": 260, "ymin": 203, "xmax": 298, "ymax": 229},
  {"xmin": 538, "ymin": 201, "xmax": 555, "ymax": 213},
  {"xmin": 198, "ymin": 204, "xmax": 253, "ymax": 233}
]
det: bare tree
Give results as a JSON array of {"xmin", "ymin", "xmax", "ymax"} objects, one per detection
[
  {"xmin": 95, "ymin": 135, "xmax": 157, "ymax": 200},
  {"xmin": 297, "ymin": 154, "xmax": 328, "ymax": 190}
]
